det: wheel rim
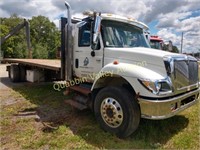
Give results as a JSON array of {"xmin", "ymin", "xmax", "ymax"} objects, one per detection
[{"xmin": 100, "ymin": 98, "xmax": 123, "ymax": 128}]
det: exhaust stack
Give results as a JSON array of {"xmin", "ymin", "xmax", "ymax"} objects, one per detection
[
  {"xmin": 64, "ymin": 1, "xmax": 73, "ymax": 81},
  {"xmin": 65, "ymin": 1, "xmax": 72, "ymax": 26}
]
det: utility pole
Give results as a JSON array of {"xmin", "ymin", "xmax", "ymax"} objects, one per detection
[{"xmin": 180, "ymin": 32, "xmax": 183, "ymax": 53}]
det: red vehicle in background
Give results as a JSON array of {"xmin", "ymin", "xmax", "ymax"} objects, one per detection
[{"xmin": 150, "ymin": 35, "xmax": 164, "ymax": 50}]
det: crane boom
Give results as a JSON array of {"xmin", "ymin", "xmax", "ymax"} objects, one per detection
[{"xmin": 0, "ymin": 19, "xmax": 32, "ymax": 58}]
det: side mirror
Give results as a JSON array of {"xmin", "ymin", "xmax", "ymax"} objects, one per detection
[{"xmin": 91, "ymin": 13, "xmax": 101, "ymax": 50}]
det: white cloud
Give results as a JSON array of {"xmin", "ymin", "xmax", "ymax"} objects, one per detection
[
  {"xmin": 53, "ymin": 18, "xmax": 60, "ymax": 30},
  {"xmin": 157, "ymin": 22, "xmax": 200, "ymax": 53},
  {"xmin": 156, "ymin": 11, "xmax": 193, "ymax": 28},
  {"xmin": 177, "ymin": 16, "xmax": 200, "ymax": 32},
  {"xmin": 0, "ymin": 0, "xmax": 199, "ymax": 53},
  {"xmin": 176, "ymin": 16, "xmax": 200, "ymax": 53},
  {"xmin": 0, "ymin": 9, "xmax": 9, "ymax": 18},
  {"xmin": 157, "ymin": 28, "xmax": 181, "ymax": 46}
]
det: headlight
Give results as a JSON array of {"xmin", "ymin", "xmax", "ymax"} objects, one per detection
[{"xmin": 138, "ymin": 78, "xmax": 173, "ymax": 95}]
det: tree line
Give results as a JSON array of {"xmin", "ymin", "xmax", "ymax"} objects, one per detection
[
  {"xmin": 162, "ymin": 41, "xmax": 179, "ymax": 53},
  {"xmin": 0, "ymin": 14, "xmax": 60, "ymax": 59},
  {"xmin": 1, "ymin": 14, "xmax": 179, "ymax": 59}
]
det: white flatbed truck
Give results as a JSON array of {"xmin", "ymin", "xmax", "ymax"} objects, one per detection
[{"xmin": 2, "ymin": 1, "xmax": 199, "ymax": 138}]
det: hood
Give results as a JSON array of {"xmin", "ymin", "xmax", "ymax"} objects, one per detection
[{"xmin": 104, "ymin": 47, "xmax": 183, "ymax": 67}]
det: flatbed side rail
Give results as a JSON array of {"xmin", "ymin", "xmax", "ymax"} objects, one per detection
[{"xmin": 3, "ymin": 58, "xmax": 61, "ymax": 71}]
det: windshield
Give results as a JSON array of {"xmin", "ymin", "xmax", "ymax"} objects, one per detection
[{"xmin": 101, "ymin": 20, "xmax": 150, "ymax": 48}]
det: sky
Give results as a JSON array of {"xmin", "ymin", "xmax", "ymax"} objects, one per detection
[{"xmin": 0, "ymin": 0, "xmax": 200, "ymax": 53}]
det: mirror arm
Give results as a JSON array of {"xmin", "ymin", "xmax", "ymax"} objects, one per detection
[{"xmin": 91, "ymin": 12, "xmax": 101, "ymax": 51}]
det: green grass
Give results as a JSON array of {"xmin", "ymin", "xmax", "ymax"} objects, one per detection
[{"xmin": 0, "ymin": 83, "xmax": 199, "ymax": 149}]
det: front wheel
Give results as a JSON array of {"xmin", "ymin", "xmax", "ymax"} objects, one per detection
[{"xmin": 94, "ymin": 86, "xmax": 140, "ymax": 138}]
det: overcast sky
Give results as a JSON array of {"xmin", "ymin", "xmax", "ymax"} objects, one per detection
[{"xmin": 0, "ymin": 0, "xmax": 200, "ymax": 53}]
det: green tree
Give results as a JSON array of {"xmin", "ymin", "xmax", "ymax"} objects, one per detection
[
  {"xmin": 30, "ymin": 15, "xmax": 60, "ymax": 59},
  {"xmin": 32, "ymin": 43, "xmax": 48, "ymax": 59},
  {"xmin": 1, "ymin": 14, "xmax": 25, "ymax": 58},
  {"xmin": 162, "ymin": 43, "xmax": 179, "ymax": 53},
  {"xmin": 172, "ymin": 45, "xmax": 179, "ymax": 53},
  {"xmin": 1, "ymin": 14, "xmax": 60, "ymax": 59},
  {"xmin": 13, "ymin": 42, "xmax": 28, "ymax": 58}
]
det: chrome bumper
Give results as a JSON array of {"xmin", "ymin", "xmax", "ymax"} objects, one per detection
[{"xmin": 138, "ymin": 88, "xmax": 200, "ymax": 120}]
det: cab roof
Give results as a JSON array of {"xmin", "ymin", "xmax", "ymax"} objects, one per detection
[
  {"xmin": 80, "ymin": 12, "xmax": 149, "ymax": 30},
  {"xmin": 100, "ymin": 13, "xmax": 149, "ymax": 30}
]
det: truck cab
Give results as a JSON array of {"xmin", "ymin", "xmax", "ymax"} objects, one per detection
[
  {"xmin": 149, "ymin": 35, "xmax": 164, "ymax": 50},
  {"xmin": 62, "ymin": 2, "xmax": 200, "ymax": 138},
  {"xmin": 73, "ymin": 14, "xmax": 150, "ymax": 79}
]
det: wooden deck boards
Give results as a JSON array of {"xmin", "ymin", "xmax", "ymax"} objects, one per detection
[{"xmin": 3, "ymin": 59, "xmax": 61, "ymax": 71}]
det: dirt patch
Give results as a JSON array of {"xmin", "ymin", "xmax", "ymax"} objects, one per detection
[{"xmin": 1, "ymin": 92, "xmax": 25, "ymax": 106}]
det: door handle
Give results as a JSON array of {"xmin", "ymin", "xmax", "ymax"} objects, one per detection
[
  {"xmin": 96, "ymin": 59, "xmax": 101, "ymax": 62},
  {"xmin": 75, "ymin": 59, "xmax": 79, "ymax": 68}
]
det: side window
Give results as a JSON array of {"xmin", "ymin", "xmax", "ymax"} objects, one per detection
[
  {"xmin": 78, "ymin": 21, "xmax": 101, "ymax": 50},
  {"xmin": 79, "ymin": 23, "xmax": 91, "ymax": 47}
]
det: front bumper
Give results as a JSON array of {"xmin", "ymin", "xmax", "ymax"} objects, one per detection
[{"xmin": 138, "ymin": 88, "xmax": 200, "ymax": 120}]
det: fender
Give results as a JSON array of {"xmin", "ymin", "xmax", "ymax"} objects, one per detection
[{"xmin": 91, "ymin": 62, "xmax": 167, "ymax": 97}]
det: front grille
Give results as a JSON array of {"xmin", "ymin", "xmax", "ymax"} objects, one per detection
[{"xmin": 174, "ymin": 59, "xmax": 198, "ymax": 89}]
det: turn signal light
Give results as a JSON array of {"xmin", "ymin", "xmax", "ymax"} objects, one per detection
[{"xmin": 113, "ymin": 60, "xmax": 119, "ymax": 65}]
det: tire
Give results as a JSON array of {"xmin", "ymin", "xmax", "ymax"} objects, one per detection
[
  {"xmin": 10, "ymin": 64, "xmax": 20, "ymax": 82},
  {"xmin": 19, "ymin": 65, "xmax": 26, "ymax": 82},
  {"xmin": 8, "ymin": 70, "xmax": 11, "ymax": 78},
  {"xmin": 94, "ymin": 86, "xmax": 140, "ymax": 138}
]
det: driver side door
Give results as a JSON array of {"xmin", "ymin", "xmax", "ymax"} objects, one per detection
[{"xmin": 73, "ymin": 21, "xmax": 103, "ymax": 81}]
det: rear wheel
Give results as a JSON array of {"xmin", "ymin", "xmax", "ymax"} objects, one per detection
[
  {"xmin": 19, "ymin": 65, "xmax": 26, "ymax": 82},
  {"xmin": 94, "ymin": 86, "xmax": 140, "ymax": 138}
]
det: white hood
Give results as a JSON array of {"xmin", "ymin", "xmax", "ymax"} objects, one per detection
[{"xmin": 104, "ymin": 47, "xmax": 183, "ymax": 67}]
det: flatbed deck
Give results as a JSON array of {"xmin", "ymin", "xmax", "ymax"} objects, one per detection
[{"xmin": 3, "ymin": 58, "xmax": 61, "ymax": 71}]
